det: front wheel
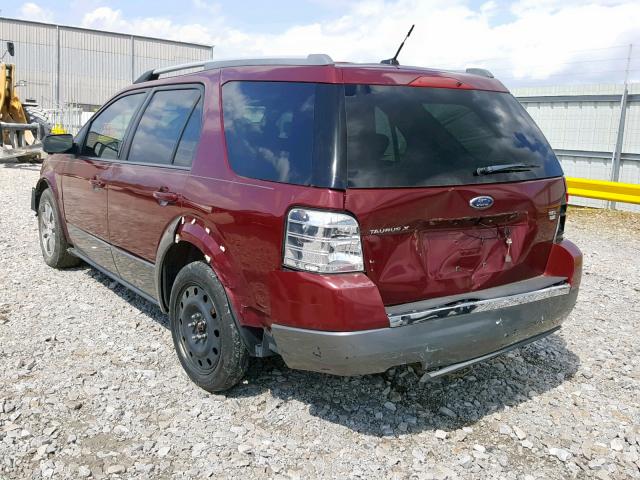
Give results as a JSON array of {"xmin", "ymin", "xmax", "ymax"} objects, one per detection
[
  {"xmin": 38, "ymin": 189, "xmax": 80, "ymax": 268},
  {"xmin": 169, "ymin": 261, "xmax": 249, "ymax": 392}
]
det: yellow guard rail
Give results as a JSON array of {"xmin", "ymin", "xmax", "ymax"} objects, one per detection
[{"xmin": 566, "ymin": 177, "xmax": 640, "ymax": 205}]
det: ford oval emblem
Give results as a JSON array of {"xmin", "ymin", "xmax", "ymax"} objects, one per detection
[{"xmin": 469, "ymin": 196, "xmax": 494, "ymax": 210}]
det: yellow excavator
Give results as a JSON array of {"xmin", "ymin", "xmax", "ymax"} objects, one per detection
[{"xmin": 1, "ymin": 41, "xmax": 51, "ymax": 162}]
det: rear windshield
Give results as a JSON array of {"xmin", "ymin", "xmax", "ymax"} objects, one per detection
[{"xmin": 345, "ymin": 84, "xmax": 562, "ymax": 188}]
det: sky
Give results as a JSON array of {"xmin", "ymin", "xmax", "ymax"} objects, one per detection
[{"xmin": 3, "ymin": 0, "xmax": 640, "ymax": 87}]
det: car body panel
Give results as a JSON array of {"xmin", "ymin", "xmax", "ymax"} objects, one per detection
[
  {"xmin": 60, "ymin": 156, "xmax": 116, "ymax": 273},
  {"xmin": 268, "ymin": 270, "xmax": 389, "ymax": 331},
  {"xmin": 345, "ymin": 177, "xmax": 565, "ymax": 306},
  {"xmin": 545, "ymin": 239, "xmax": 582, "ymax": 286},
  {"xmin": 106, "ymin": 162, "xmax": 188, "ymax": 261}
]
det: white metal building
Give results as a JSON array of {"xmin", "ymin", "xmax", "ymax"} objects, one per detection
[
  {"xmin": 0, "ymin": 17, "xmax": 213, "ymax": 113},
  {"xmin": 513, "ymin": 83, "xmax": 640, "ymax": 212}
]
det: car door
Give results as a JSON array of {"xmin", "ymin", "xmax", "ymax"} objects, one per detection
[
  {"xmin": 106, "ymin": 85, "xmax": 204, "ymax": 298},
  {"xmin": 62, "ymin": 91, "xmax": 147, "ymax": 273}
]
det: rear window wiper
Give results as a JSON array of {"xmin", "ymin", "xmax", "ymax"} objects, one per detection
[{"xmin": 475, "ymin": 163, "xmax": 540, "ymax": 176}]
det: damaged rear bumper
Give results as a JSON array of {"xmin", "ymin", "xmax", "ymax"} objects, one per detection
[{"xmin": 271, "ymin": 279, "xmax": 579, "ymax": 376}]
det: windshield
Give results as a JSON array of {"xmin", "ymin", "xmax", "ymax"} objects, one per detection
[{"xmin": 345, "ymin": 84, "xmax": 563, "ymax": 188}]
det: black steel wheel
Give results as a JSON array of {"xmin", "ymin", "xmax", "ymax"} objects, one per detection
[
  {"xmin": 169, "ymin": 261, "xmax": 249, "ymax": 392},
  {"xmin": 176, "ymin": 284, "xmax": 222, "ymax": 374}
]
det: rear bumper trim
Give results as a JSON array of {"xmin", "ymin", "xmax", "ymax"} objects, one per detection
[
  {"xmin": 270, "ymin": 285, "xmax": 578, "ymax": 376},
  {"xmin": 421, "ymin": 326, "xmax": 559, "ymax": 380},
  {"xmin": 387, "ymin": 282, "xmax": 570, "ymax": 327}
]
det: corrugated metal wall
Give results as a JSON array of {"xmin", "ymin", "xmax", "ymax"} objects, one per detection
[
  {"xmin": 133, "ymin": 38, "xmax": 212, "ymax": 77},
  {"xmin": 0, "ymin": 18, "xmax": 57, "ymax": 107},
  {"xmin": 59, "ymin": 27, "xmax": 133, "ymax": 107},
  {"xmin": 0, "ymin": 17, "xmax": 212, "ymax": 110},
  {"xmin": 514, "ymin": 83, "xmax": 640, "ymax": 212}
]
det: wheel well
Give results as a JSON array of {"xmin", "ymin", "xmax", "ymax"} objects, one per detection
[
  {"xmin": 34, "ymin": 179, "xmax": 50, "ymax": 210},
  {"xmin": 161, "ymin": 241, "xmax": 205, "ymax": 309},
  {"xmin": 159, "ymin": 240, "xmax": 271, "ymax": 357}
]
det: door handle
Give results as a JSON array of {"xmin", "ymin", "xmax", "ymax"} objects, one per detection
[
  {"xmin": 153, "ymin": 190, "xmax": 179, "ymax": 206},
  {"xmin": 89, "ymin": 176, "xmax": 105, "ymax": 189}
]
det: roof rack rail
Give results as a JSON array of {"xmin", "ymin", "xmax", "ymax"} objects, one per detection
[
  {"xmin": 465, "ymin": 67, "xmax": 494, "ymax": 78},
  {"xmin": 134, "ymin": 54, "xmax": 334, "ymax": 84}
]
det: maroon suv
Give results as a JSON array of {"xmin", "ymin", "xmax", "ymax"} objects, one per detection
[{"xmin": 33, "ymin": 54, "xmax": 582, "ymax": 392}]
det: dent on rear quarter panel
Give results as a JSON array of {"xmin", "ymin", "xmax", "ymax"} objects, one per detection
[{"xmin": 180, "ymin": 173, "xmax": 346, "ymax": 329}]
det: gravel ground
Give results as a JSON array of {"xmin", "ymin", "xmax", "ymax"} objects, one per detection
[{"xmin": 1, "ymin": 163, "xmax": 639, "ymax": 480}]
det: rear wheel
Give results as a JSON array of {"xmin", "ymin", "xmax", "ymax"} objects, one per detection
[
  {"xmin": 169, "ymin": 261, "xmax": 249, "ymax": 392},
  {"xmin": 37, "ymin": 189, "xmax": 80, "ymax": 268}
]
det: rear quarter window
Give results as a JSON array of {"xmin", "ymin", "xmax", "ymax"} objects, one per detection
[{"xmin": 222, "ymin": 81, "xmax": 316, "ymax": 185}]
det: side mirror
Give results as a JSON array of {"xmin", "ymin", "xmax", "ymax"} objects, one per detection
[
  {"xmin": 7, "ymin": 42, "xmax": 15, "ymax": 57},
  {"xmin": 43, "ymin": 134, "xmax": 75, "ymax": 154}
]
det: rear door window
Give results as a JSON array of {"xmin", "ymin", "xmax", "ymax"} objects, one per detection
[
  {"xmin": 128, "ymin": 89, "xmax": 201, "ymax": 166},
  {"xmin": 222, "ymin": 81, "xmax": 316, "ymax": 185},
  {"xmin": 82, "ymin": 93, "xmax": 145, "ymax": 159},
  {"xmin": 345, "ymin": 85, "xmax": 563, "ymax": 188}
]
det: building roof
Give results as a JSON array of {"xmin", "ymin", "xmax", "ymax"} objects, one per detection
[{"xmin": 0, "ymin": 16, "xmax": 213, "ymax": 49}]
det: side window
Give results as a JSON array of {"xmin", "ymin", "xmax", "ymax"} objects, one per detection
[
  {"xmin": 173, "ymin": 101, "xmax": 203, "ymax": 168},
  {"xmin": 82, "ymin": 93, "xmax": 145, "ymax": 159},
  {"xmin": 128, "ymin": 89, "xmax": 201, "ymax": 165},
  {"xmin": 222, "ymin": 81, "xmax": 315, "ymax": 184}
]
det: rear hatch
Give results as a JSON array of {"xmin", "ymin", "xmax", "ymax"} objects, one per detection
[{"xmin": 343, "ymin": 83, "xmax": 565, "ymax": 306}]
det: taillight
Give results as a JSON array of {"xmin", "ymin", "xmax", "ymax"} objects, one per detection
[
  {"xmin": 283, "ymin": 208, "xmax": 364, "ymax": 273},
  {"xmin": 555, "ymin": 184, "xmax": 568, "ymax": 243},
  {"xmin": 409, "ymin": 76, "xmax": 475, "ymax": 89}
]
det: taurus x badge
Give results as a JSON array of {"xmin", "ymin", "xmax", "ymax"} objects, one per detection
[{"xmin": 469, "ymin": 196, "xmax": 494, "ymax": 210}]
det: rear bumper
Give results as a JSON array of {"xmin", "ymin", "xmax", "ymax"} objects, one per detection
[{"xmin": 271, "ymin": 281, "xmax": 579, "ymax": 376}]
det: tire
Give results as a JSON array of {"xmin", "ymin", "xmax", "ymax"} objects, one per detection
[
  {"xmin": 37, "ymin": 189, "xmax": 80, "ymax": 268},
  {"xmin": 24, "ymin": 105, "xmax": 52, "ymax": 139},
  {"xmin": 169, "ymin": 261, "xmax": 249, "ymax": 392}
]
